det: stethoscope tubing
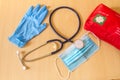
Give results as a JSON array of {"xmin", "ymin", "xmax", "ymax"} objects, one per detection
[
  {"xmin": 17, "ymin": 6, "xmax": 81, "ymax": 70},
  {"xmin": 49, "ymin": 6, "xmax": 81, "ymax": 44}
]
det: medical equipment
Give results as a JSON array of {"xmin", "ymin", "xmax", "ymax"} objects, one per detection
[
  {"xmin": 84, "ymin": 3, "xmax": 120, "ymax": 50},
  {"xmin": 55, "ymin": 32, "xmax": 100, "ymax": 80},
  {"xmin": 16, "ymin": 6, "xmax": 81, "ymax": 70},
  {"xmin": 9, "ymin": 4, "xmax": 48, "ymax": 47}
]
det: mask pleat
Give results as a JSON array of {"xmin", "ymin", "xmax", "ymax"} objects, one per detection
[
  {"xmin": 64, "ymin": 38, "xmax": 93, "ymax": 65},
  {"xmin": 65, "ymin": 41, "xmax": 94, "ymax": 66}
]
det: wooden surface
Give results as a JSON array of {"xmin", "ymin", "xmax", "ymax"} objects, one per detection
[{"xmin": 0, "ymin": 0, "xmax": 120, "ymax": 80}]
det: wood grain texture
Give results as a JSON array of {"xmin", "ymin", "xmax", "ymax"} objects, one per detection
[{"xmin": 0, "ymin": 0, "xmax": 120, "ymax": 80}]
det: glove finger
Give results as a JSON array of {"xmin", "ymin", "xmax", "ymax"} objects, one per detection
[
  {"xmin": 26, "ymin": 6, "xmax": 34, "ymax": 16},
  {"xmin": 32, "ymin": 4, "xmax": 40, "ymax": 16},
  {"xmin": 26, "ymin": 23, "xmax": 46, "ymax": 40},
  {"xmin": 37, "ymin": 23, "xmax": 47, "ymax": 33},
  {"xmin": 35, "ymin": 5, "xmax": 47, "ymax": 18},
  {"xmin": 38, "ymin": 9, "xmax": 48, "ymax": 24},
  {"xmin": 16, "ymin": 6, "xmax": 33, "ymax": 34},
  {"xmin": 13, "ymin": 18, "xmax": 28, "ymax": 36}
]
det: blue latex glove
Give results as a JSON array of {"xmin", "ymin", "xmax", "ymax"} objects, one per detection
[{"xmin": 9, "ymin": 4, "xmax": 48, "ymax": 48}]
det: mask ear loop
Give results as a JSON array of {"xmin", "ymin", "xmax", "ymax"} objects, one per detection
[{"xmin": 55, "ymin": 58, "xmax": 71, "ymax": 80}]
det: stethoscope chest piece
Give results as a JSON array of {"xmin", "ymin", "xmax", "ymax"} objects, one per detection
[{"xmin": 74, "ymin": 39, "xmax": 84, "ymax": 49}]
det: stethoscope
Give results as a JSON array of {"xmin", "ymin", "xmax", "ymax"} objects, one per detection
[{"xmin": 16, "ymin": 6, "xmax": 81, "ymax": 70}]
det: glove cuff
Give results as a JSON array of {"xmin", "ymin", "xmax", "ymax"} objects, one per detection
[{"xmin": 9, "ymin": 36, "xmax": 27, "ymax": 48}]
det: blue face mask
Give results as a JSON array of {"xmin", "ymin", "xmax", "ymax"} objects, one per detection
[{"xmin": 55, "ymin": 32, "xmax": 100, "ymax": 80}]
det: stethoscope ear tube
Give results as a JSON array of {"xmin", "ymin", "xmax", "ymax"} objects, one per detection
[{"xmin": 16, "ymin": 39, "xmax": 63, "ymax": 70}]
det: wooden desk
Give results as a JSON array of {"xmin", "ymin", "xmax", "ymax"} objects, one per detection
[{"xmin": 0, "ymin": 0, "xmax": 120, "ymax": 80}]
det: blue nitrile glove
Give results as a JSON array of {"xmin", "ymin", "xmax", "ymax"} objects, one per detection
[{"xmin": 9, "ymin": 4, "xmax": 48, "ymax": 48}]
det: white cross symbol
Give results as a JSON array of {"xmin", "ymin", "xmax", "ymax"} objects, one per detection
[{"xmin": 95, "ymin": 16, "xmax": 104, "ymax": 23}]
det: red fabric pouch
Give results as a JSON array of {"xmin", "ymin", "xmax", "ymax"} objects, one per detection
[{"xmin": 84, "ymin": 3, "xmax": 120, "ymax": 50}]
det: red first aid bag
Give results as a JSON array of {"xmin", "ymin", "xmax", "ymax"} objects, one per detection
[{"xmin": 84, "ymin": 4, "xmax": 120, "ymax": 50}]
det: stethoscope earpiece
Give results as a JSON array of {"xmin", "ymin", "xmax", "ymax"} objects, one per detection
[{"xmin": 16, "ymin": 50, "xmax": 28, "ymax": 70}]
